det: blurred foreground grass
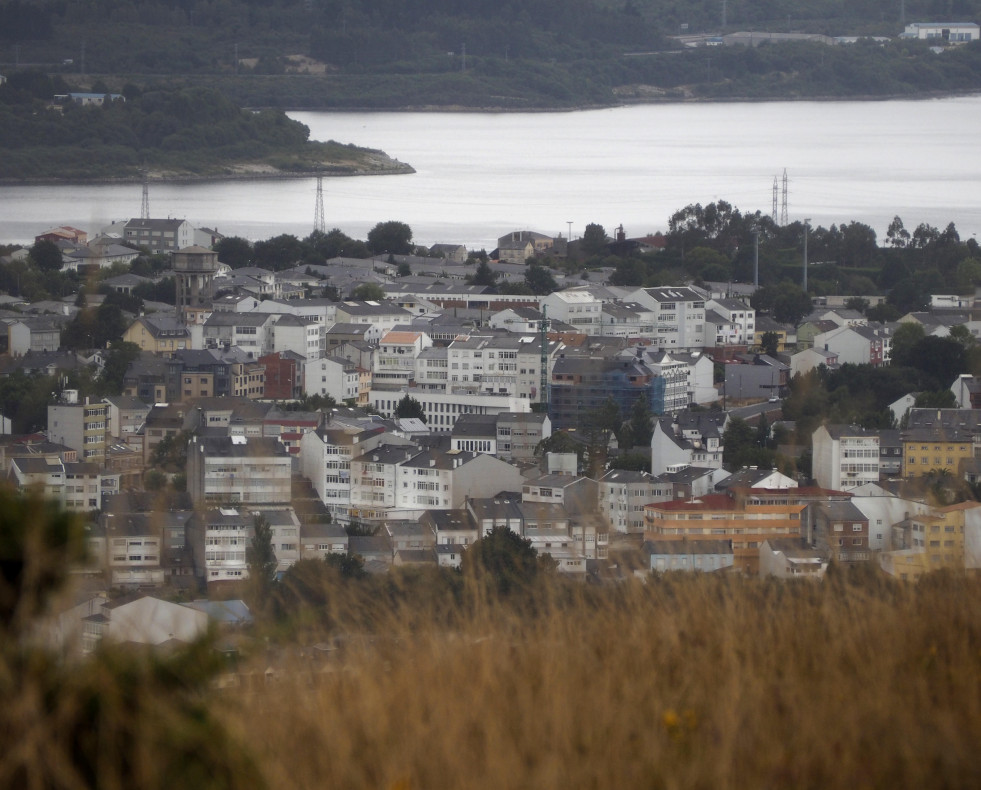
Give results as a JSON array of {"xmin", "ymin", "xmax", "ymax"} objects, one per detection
[{"xmin": 1, "ymin": 489, "xmax": 979, "ymax": 789}]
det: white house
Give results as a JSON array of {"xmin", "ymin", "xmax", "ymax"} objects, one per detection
[{"xmin": 705, "ymin": 297, "xmax": 756, "ymax": 345}]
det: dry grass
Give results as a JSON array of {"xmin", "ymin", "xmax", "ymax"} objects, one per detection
[{"xmin": 222, "ymin": 571, "xmax": 981, "ymax": 789}]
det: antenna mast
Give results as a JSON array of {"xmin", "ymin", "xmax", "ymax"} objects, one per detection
[
  {"xmin": 539, "ymin": 305, "xmax": 550, "ymax": 413},
  {"xmin": 314, "ymin": 175, "xmax": 326, "ymax": 234}
]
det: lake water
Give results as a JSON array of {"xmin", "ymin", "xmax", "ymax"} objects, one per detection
[{"xmin": 2, "ymin": 96, "xmax": 981, "ymax": 250}]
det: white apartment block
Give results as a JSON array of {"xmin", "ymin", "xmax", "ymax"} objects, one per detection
[
  {"xmin": 350, "ymin": 444, "xmax": 420, "ymax": 519},
  {"xmin": 395, "ymin": 450, "xmax": 523, "ymax": 510},
  {"xmin": 187, "ymin": 436, "xmax": 292, "ymax": 507},
  {"xmin": 599, "ymin": 469, "xmax": 675, "ymax": 534},
  {"xmin": 300, "ymin": 426, "xmax": 412, "ymax": 523},
  {"xmin": 304, "ymin": 356, "xmax": 361, "ymax": 402},
  {"xmin": 541, "ymin": 288, "xmax": 603, "ymax": 333},
  {"xmin": 374, "ymin": 330, "xmax": 433, "ymax": 389},
  {"xmin": 48, "ymin": 400, "xmax": 111, "ymax": 464},
  {"xmin": 627, "ymin": 286, "xmax": 706, "ymax": 350},
  {"xmin": 812, "ymin": 424, "xmax": 880, "ymax": 492},
  {"xmin": 272, "ymin": 314, "xmax": 323, "ymax": 361},
  {"xmin": 445, "ymin": 334, "xmax": 562, "ymax": 402}
]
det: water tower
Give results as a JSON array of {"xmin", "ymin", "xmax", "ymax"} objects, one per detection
[{"xmin": 173, "ymin": 245, "xmax": 220, "ymax": 321}]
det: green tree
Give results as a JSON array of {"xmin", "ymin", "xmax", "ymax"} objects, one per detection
[
  {"xmin": 580, "ymin": 223, "xmax": 608, "ymax": 256},
  {"xmin": 469, "ymin": 259, "xmax": 497, "ymax": 286},
  {"xmin": 29, "ymin": 239, "xmax": 63, "ymax": 273},
  {"xmin": 367, "ymin": 221, "xmax": 413, "ymax": 255},
  {"xmin": 889, "ymin": 322, "xmax": 927, "ymax": 368},
  {"xmin": 759, "ymin": 331, "xmax": 780, "ymax": 357},
  {"xmin": 462, "ymin": 526, "xmax": 542, "ymax": 596},
  {"xmin": 246, "ymin": 514, "xmax": 278, "ymax": 604},
  {"xmin": 99, "ymin": 340, "xmax": 141, "ymax": 393},
  {"xmin": 350, "ymin": 282, "xmax": 386, "ymax": 301},
  {"xmin": 621, "ymin": 395, "xmax": 653, "ymax": 449},
  {"xmin": 214, "ymin": 236, "xmax": 253, "ymax": 268},
  {"xmin": 395, "ymin": 394, "xmax": 426, "ymax": 423},
  {"xmin": 252, "ymin": 233, "xmax": 304, "ymax": 271},
  {"xmin": 524, "ymin": 262, "xmax": 558, "ymax": 295}
]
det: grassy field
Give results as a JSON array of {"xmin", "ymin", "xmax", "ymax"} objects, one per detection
[{"xmin": 215, "ymin": 570, "xmax": 981, "ymax": 789}]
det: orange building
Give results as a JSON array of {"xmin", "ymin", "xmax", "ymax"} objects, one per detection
[{"xmin": 644, "ymin": 493, "xmax": 807, "ymax": 573}]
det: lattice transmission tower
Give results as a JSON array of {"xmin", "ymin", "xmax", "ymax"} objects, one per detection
[
  {"xmin": 772, "ymin": 176, "xmax": 778, "ymax": 223},
  {"xmin": 314, "ymin": 176, "xmax": 326, "ymax": 234},
  {"xmin": 140, "ymin": 170, "xmax": 150, "ymax": 220}
]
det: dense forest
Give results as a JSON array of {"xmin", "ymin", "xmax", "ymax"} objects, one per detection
[
  {"xmin": 1, "ymin": 0, "xmax": 980, "ymax": 108},
  {"xmin": 0, "ymin": 78, "xmax": 408, "ymax": 180}
]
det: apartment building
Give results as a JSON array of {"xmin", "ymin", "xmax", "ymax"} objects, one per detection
[{"xmin": 48, "ymin": 399, "xmax": 111, "ymax": 465}]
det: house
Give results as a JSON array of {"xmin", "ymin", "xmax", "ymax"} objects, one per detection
[
  {"xmin": 9, "ymin": 456, "xmax": 67, "ymax": 505},
  {"xmin": 35, "ymin": 226, "xmax": 88, "ymax": 245},
  {"xmin": 650, "ymin": 411, "xmax": 727, "ymax": 477},
  {"xmin": 812, "ymin": 424, "xmax": 880, "ymax": 492},
  {"xmin": 812, "ymin": 324, "xmax": 891, "ymax": 367},
  {"xmin": 199, "ymin": 311, "xmax": 277, "ymax": 356},
  {"xmin": 521, "ymin": 474, "xmax": 597, "ymax": 513},
  {"xmin": 6, "ymin": 316, "xmax": 66, "ymax": 356},
  {"xmin": 62, "ymin": 242, "xmax": 139, "ymax": 271},
  {"xmin": 705, "ymin": 297, "xmax": 756, "ymax": 345},
  {"xmin": 813, "ymin": 500, "xmax": 871, "ymax": 564},
  {"xmin": 429, "ymin": 243, "xmax": 468, "ymax": 263},
  {"xmin": 759, "ymin": 538, "xmax": 829, "ymax": 579},
  {"xmin": 950, "ymin": 374, "xmax": 981, "ymax": 409},
  {"xmin": 789, "ymin": 346, "xmax": 839, "ymax": 377},
  {"xmin": 724, "ymin": 355, "xmax": 788, "ymax": 401},
  {"xmin": 300, "ymin": 521, "xmax": 350, "ymax": 559},
  {"xmin": 123, "ymin": 218, "xmax": 193, "ymax": 253},
  {"xmin": 123, "ymin": 314, "xmax": 190, "ymax": 356},
  {"xmin": 81, "ymin": 596, "xmax": 208, "ymax": 653}
]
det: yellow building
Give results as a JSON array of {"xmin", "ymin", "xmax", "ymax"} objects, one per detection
[
  {"xmin": 879, "ymin": 501, "xmax": 980, "ymax": 581},
  {"xmin": 123, "ymin": 314, "xmax": 190, "ymax": 356},
  {"xmin": 901, "ymin": 408, "xmax": 981, "ymax": 478}
]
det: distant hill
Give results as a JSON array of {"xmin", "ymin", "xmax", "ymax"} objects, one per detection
[
  {"xmin": 0, "ymin": 83, "xmax": 412, "ymax": 182},
  {"xmin": 1, "ymin": 0, "xmax": 980, "ymax": 108}
]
